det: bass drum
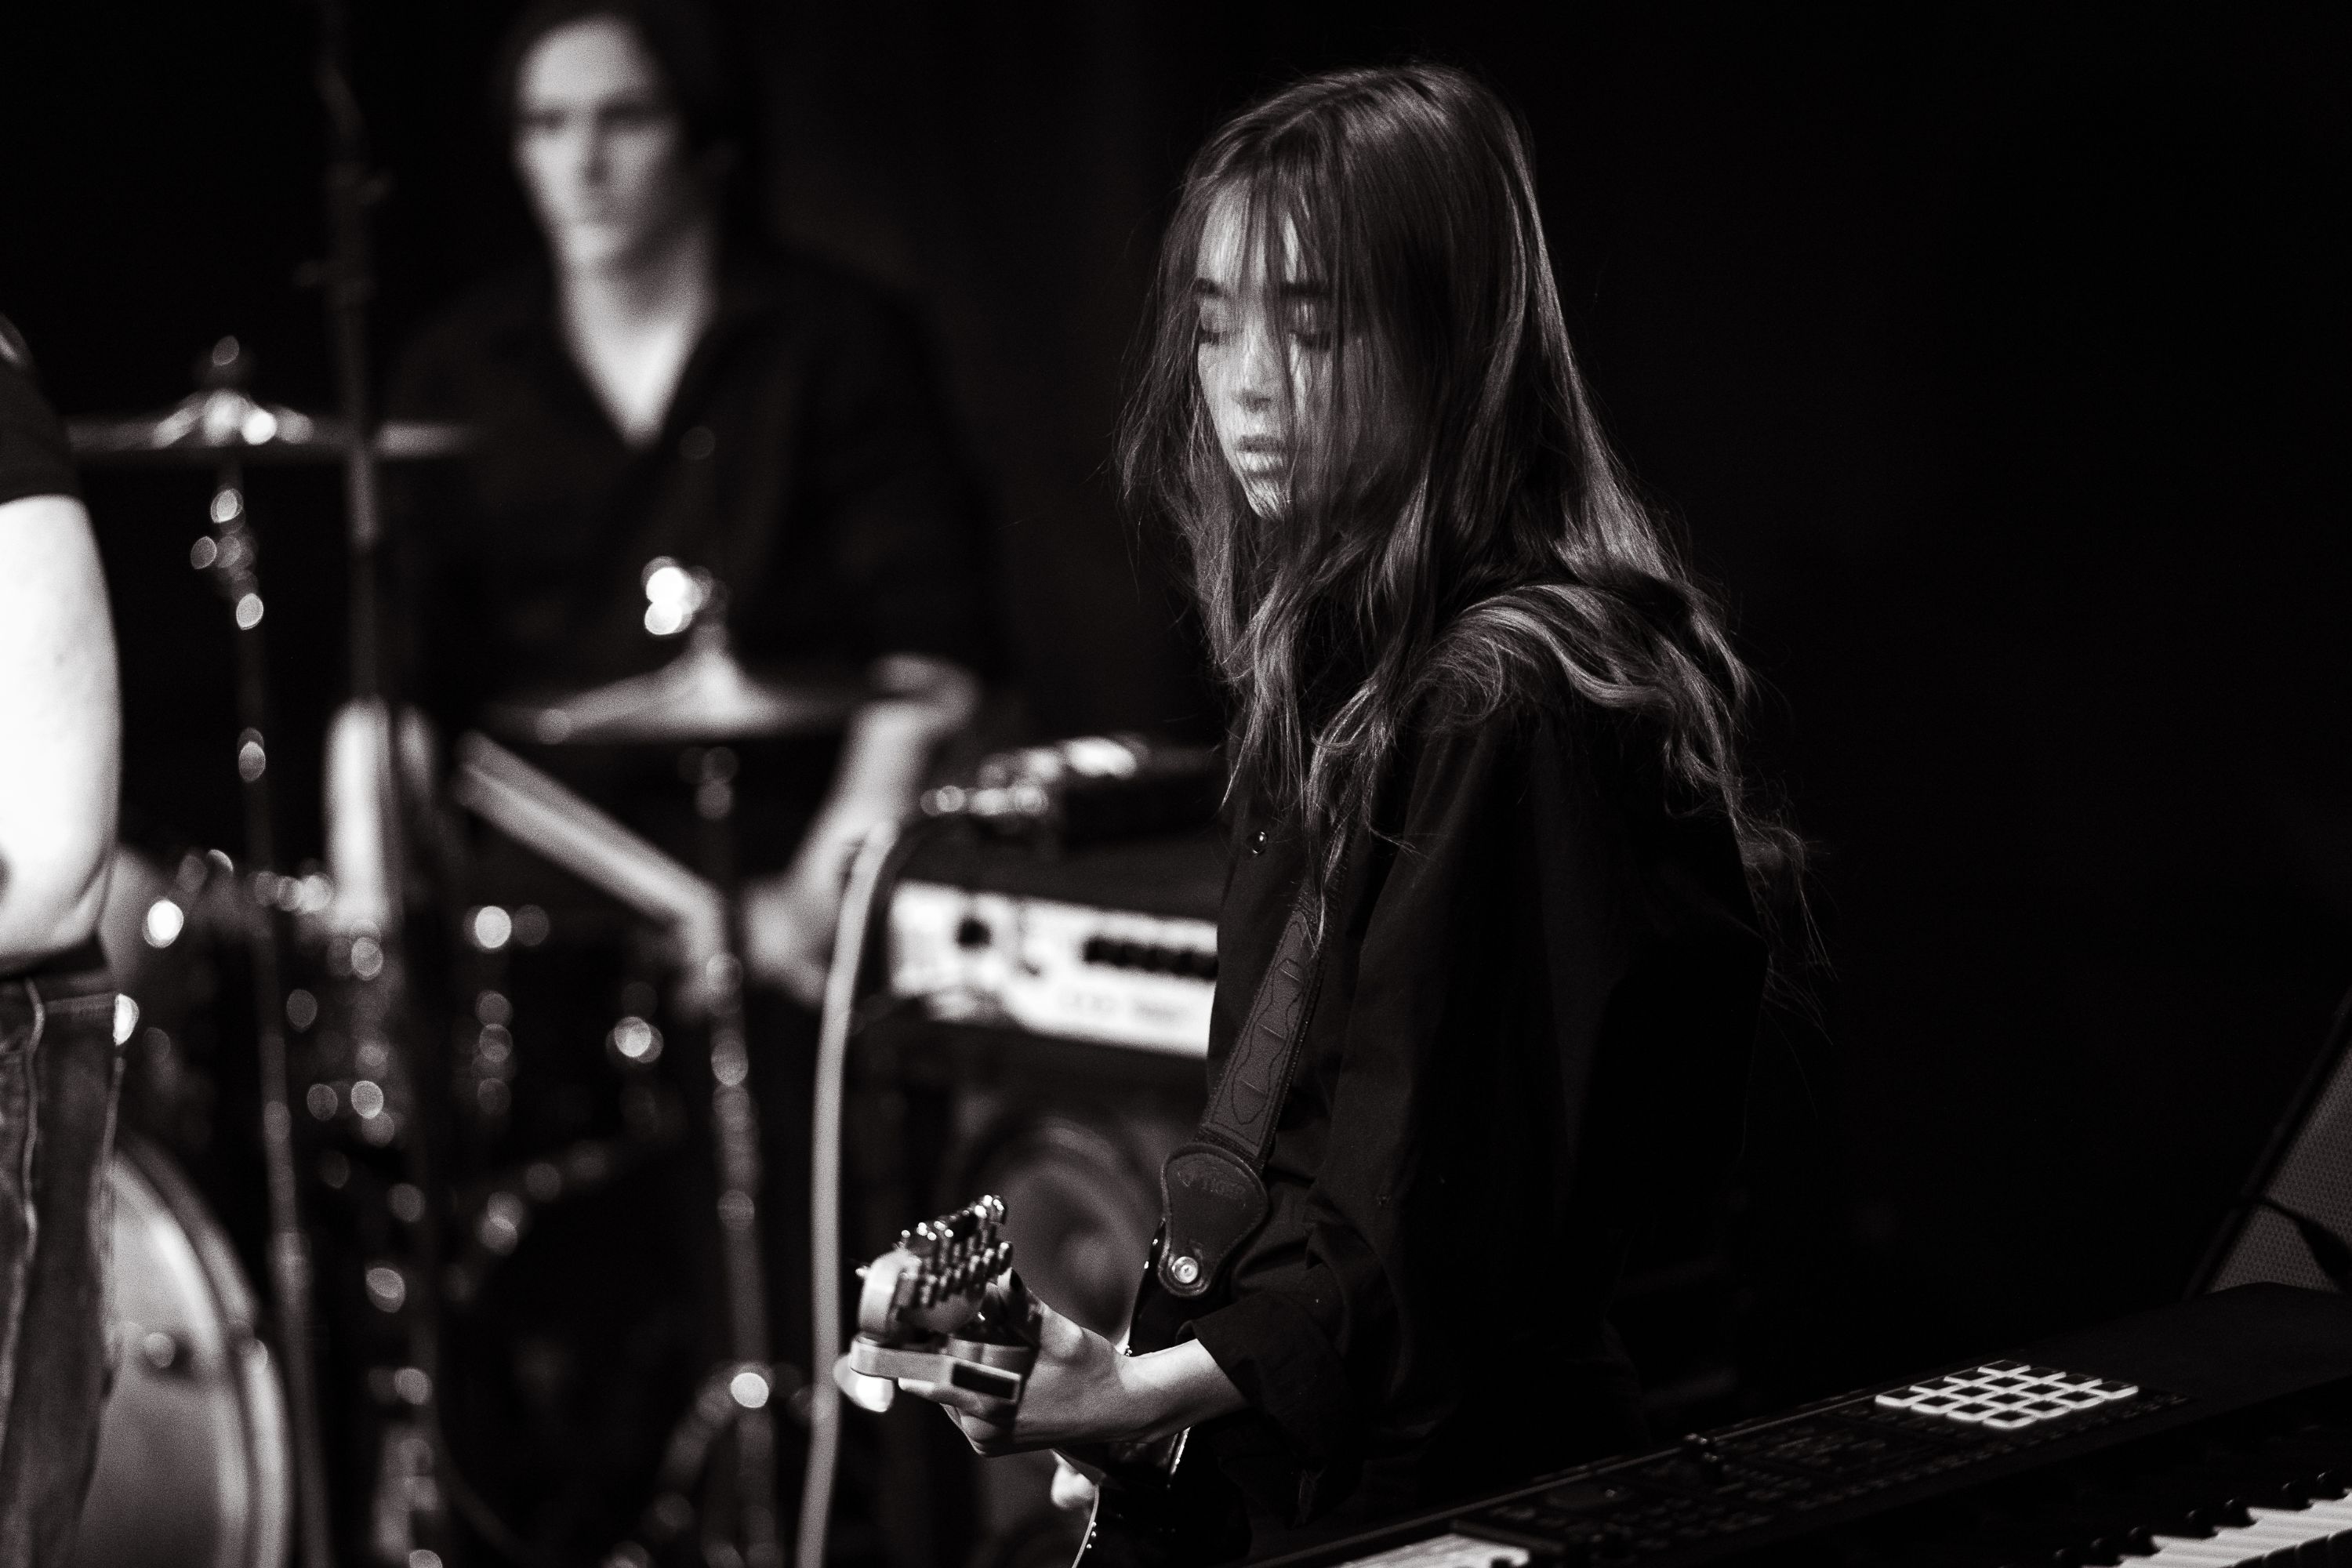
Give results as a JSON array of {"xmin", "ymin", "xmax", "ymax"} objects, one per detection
[{"xmin": 72, "ymin": 1135, "xmax": 291, "ymax": 1568}]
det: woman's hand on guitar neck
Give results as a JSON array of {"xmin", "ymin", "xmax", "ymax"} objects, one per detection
[{"xmin": 896, "ymin": 1298, "xmax": 1245, "ymax": 1456}]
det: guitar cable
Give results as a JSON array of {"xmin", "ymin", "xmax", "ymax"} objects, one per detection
[
  {"xmin": 793, "ymin": 741, "xmax": 1214, "ymax": 1563},
  {"xmin": 796, "ymin": 811, "xmax": 945, "ymax": 1566}
]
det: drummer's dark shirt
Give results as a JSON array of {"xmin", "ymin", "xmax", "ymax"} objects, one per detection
[
  {"xmin": 1131, "ymin": 670, "xmax": 1766, "ymax": 1553},
  {"xmin": 387, "ymin": 248, "xmax": 993, "ymax": 870}
]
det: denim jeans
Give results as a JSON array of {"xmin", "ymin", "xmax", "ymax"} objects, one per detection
[{"xmin": 0, "ymin": 956, "xmax": 120, "ymax": 1566}]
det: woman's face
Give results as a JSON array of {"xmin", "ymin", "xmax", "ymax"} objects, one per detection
[
  {"xmin": 513, "ymin": 17, "xmax": 704, "ymax": 275},
  {"xmin": 1193, "ymin": 190, "xmax": 1332, "ymax": 518}
]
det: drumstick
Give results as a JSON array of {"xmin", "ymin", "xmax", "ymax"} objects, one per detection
[{"xmin": 450, "ymin": 731, "xmax": 723, "ymax": 932}]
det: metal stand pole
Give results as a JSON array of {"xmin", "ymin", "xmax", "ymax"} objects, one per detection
[
  {"xmin": 307, "ymin": 11, "xmax": 461, "ymax": 1561},
  {"xmin": 693, "ymin": 744, "xmax": 783, "ymax": 1567},
  {"xmin": 198, "ymin": 454, "xmax": 338, "ymax": 1568}
]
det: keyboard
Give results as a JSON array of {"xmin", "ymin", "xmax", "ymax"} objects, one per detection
[{"xmin": 1272, "ymin": 1284, "xmax": 2352, "ymax": 1568}]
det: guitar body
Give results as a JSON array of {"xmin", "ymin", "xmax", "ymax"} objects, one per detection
[
  {"xmin": 1067, "ymin": 1431, "xmax": 1252, "ymax": 1568},
  {"xmin": 1065, "ymin": 1249, "xmax": 1252, "ymax": 1568}
]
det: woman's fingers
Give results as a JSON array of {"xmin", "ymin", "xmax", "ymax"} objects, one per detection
[
  {"xmin": 1050, "ymin": 1455, "xmax": 1101, "ymax": 1512},
  {"xmin": 832, "ymin": 1355, "xmax": 897, "ymax": 1412},
  {"xmin": 893, "ymin": 1376, "xmax": 970, "ymax": 1412},
  {"xmin": 953, "ymin": 1410, "xmax": 1018, "ymax": 1456},
  {"xmin": 895, "ymin": 1377, "xmax": 1018, "ymax": 1427},
  {"xmin": 894, "ymin": 1378, "xmax": 1020, "ymax": 1454}
]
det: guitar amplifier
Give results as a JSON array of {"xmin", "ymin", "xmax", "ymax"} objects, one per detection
[{"xmin": 885, "ymin": 828, "xmax": 1225, "ymax": 1057}]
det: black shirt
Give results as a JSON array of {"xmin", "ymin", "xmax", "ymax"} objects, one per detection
[
  {"xmin": 387, "ymin": 249, "xmax": 993, "ymax": 873},
  {"xmin": 1139, "ymin": 677, "xmax": 1765, "ymax": 1548},
  {"xmin": 388, "ymin": 246, "xmax": 992, "ymax": 729}
]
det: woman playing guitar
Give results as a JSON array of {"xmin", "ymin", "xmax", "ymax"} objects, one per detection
[{"xmin": 895, "ymin": 64, "xmax": 1800, "ymax": 1561}]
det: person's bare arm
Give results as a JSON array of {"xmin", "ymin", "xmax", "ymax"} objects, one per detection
[
  {"xmin": 0, "ymin": 494, "xmax": 120, "ymax": 967},
  {"xmin": 742, "ymin": 653, "xmax": 979, "ymax": 1002}
]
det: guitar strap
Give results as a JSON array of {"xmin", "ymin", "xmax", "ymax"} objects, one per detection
[{"xmin": 1154, "ymin": 883, "xmax": 1320, "ymax": 1300}]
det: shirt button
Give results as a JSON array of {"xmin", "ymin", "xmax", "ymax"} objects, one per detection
[
  {"xmin": 1250, "ymin": 829, "xmax": 1267, "ymax": 855},
  {"xmin": 680, "ymin": 426, "xmax": 717, "ymax": 461}
]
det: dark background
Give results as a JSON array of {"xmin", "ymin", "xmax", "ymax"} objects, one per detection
[{"xmin": 4, "ymin": 0, "xmax": 2347, "ymax": 1406}]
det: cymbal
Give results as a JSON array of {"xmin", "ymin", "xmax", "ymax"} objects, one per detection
[
  {"xmin": 485, "ymin": 630, "xmax": 869, "ymax": 746},
  {"xmin": 67, "ymin": 387, "xmax": 471, "ymax": 466}
]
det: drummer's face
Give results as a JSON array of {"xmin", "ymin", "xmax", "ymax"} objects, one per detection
[{"xmin": 514, "ymin": 17, "xmax": 702, "ymax": 274}]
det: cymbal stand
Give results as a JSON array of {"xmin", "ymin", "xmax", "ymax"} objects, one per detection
[
  {"xmin": 310, "ymin": 5, "xmax": 456, "ymax": 1559},
  {"xmin": 687, "ymin": 742, "xmax": 783, "ymax": 1567},
  {"xmin": 187, "ymin": 350, "xmax": 336, "ymax": 1568}
]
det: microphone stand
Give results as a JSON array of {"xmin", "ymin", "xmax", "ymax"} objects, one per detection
[
  {"xmin": 187, "ymin": 352, "xmax": 337, "ymax": 1568},
  {"xmin": 310, "ymin": 4, "xmax": 454, "ymax": 1562}
]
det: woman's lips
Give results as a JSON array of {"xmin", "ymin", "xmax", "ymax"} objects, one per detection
[{"xmin": 1232, "ymin": 435, "xmax": 1290, "ymax": 469}]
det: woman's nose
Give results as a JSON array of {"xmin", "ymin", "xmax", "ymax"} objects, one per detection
[{"xmin": 1233, "ymin": 322, "xmax": 1283, "ymax": 408}]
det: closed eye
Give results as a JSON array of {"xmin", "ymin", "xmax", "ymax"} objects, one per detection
[{"xmin": 1195, "ymin": 296, "xmax": 1235, "ymax": 348}]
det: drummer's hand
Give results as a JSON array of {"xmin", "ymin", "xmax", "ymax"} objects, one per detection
[
  {"xmin": 742, "ymin": 853, "xmax": 841, "ymax": 1007},
  {"xmin": 895, "ymin": 1301, "xmax": 1245, "ymax": 1456}
]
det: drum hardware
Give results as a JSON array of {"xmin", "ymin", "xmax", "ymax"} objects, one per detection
[
  {"xmin": 608, "ymin": 1359, "xmax": 812, "ymax": 1568},
  {"xmin": 440, "ymin": 1098, "xmax": 691, "ymax": 1307},
  {"xmin": 676, "ymin": 736, "xmax": 787, "ymax": 1568},
  {"xmin": 454, "ymin": 738, "xmax": 796, "ymax": 1566},
  {"xmin": 72, "ymin": 1135, "xmax": 293, "ymax": 1568},
  {"xmin": 482, "ymin": 623, "xmax": 869, "ymax": 750},
  {"xmin": 64, "ymin": 386, "xmax": 470, "ymax": 469},
  {"xmin": 453, "ymin": 702, "xmax": 825, "ymax": 1562},
  {"xmin": 466, "ymin": 564, "xmax": 829, "ymax": 1566},
  {"xmin": 307, "ymin": 7, "xmax": 474, "ymax": 1548},
  {"xmin": 101, "ymin": 830, "xmax": 466, "ymax": 1568},
  {"xmin": 448, "ymin": 952, "xmax": 525, "ymax": 1146},
  {"xmin": 448, "ymin": 732, "xmax": 727, "ymax": 941},
  {"xmin": 290, "ymin": 700, "xmax": 455, "ymax": 1566},
  {"xmin": 302, "ymin": 908, "xmax": 457, "ymax": 1568},
  {"xmin": 136, "ymin": 335, "xmax": 341, "ymax": 1568}
]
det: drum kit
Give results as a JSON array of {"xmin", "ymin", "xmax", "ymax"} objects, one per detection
[
  {"xmin": 56, "ymin": 27, "xmax": 985, "ymax": 1536},
  {"xmin": 68, "ymin": 341, "xmax": 920, "ymax": 1568},
  {"xmin": 46, "ymin": 14, "xmax": 998, "ymax": 1563}
]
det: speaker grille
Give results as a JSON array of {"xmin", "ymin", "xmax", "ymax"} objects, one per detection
[{"xmin": 954, "ymin": 1113, "xmax": 1163, "ymax": 1338}]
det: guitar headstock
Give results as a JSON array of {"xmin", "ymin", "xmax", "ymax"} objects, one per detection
[{"xmin": 855, "ymin": 1194, "xmax": 1014, "ymax": 1343}]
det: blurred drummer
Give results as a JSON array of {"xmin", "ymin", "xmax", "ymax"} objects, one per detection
[
  {"xmin": 385, "ymin": 0, "xmax": 993, "ymax": 992},
  {"xmin": 0, "ymin": 317, "xmax": 124, "ymax": 1561},
  {"xmin": 372, "ymin": 0, "xmax": 992, "ymax": 1548}
]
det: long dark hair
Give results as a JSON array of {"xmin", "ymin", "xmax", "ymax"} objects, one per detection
[{"xmin": 1120, "ymin": 64, "xmax": 1804, "ymax": 937}]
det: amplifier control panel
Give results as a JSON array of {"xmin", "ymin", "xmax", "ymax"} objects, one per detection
[{"xmin": 887, "ymin": 880, "xmax": 1218, "ymax": 1056}]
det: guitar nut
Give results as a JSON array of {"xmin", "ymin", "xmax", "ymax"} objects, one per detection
[{"xmin": 1169, "ymin": 1254, "xmax": 1202, "ymax": 1287}]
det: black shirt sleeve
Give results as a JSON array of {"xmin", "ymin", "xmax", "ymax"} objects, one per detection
[
  {"xmin": 0, "ymin": 350, "xmax": 81, "ymax": 507},
  {"xmin": 1187, "ymin": 702, "xmax": 1761, "ymax": 1499},
  {"xmin": 1188, "ymin": 713, "xmax": 1599, "ymax": 1465}
]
